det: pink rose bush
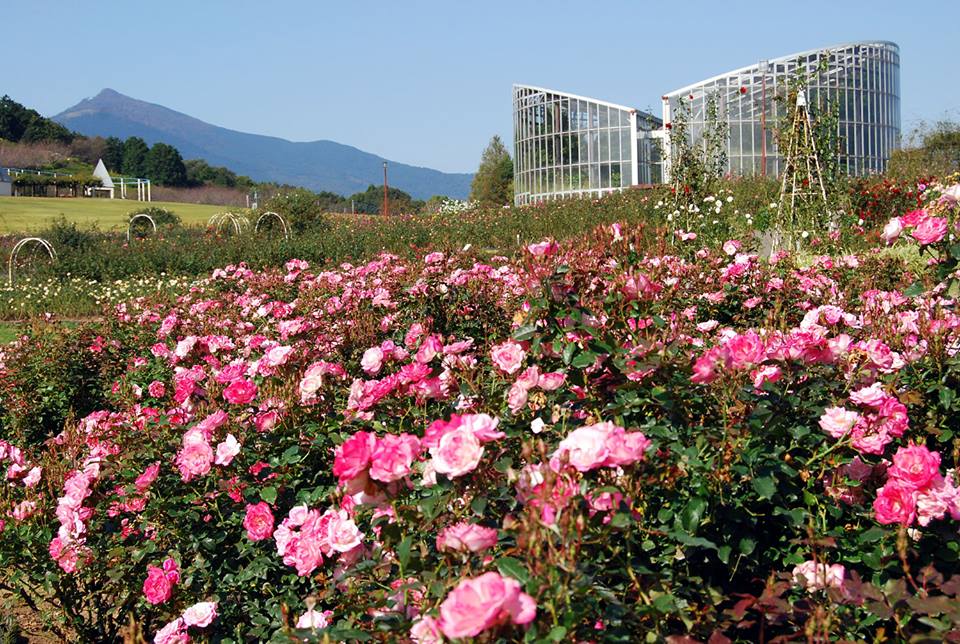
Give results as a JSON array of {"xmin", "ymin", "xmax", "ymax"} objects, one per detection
[{"xmin": 5, "ymin": 198, "xmax": 960, "ymax": 641}]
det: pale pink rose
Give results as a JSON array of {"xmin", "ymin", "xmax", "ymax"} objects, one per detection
[
  {"xmin": 431, "ymin": 428, "xmax": 484, "ymax": 478},
  {"xmin": 526, "ymin": 240, "xmax": 558, "ymax": 256},
  {"xmin": 491, "ymin": 341, "xmax": 525, "ymax": 375},
  {"xmin": 410, "ymin": 616, "xmax": 443, "ymax": 643},
  {"xmin": 507, "ymin": 382, "xmax": 529, "ymax": 414},
  {"xmin": 223, "ymin": 378, "xmax": 258, "ymax": 405},
  {"xmin": 889, "ymin": 443, "xmax": 941, "ymax": 490},
  {"xmin": 182, "ymin": 601, "xmax": 218, "ymax": 628},
  {"xmin": 915, "ymin": 475, "xmax": 955, "ymax": 526},
  {"xmin": 214, "ymin": 434, "xmax": 241, "ymax": 466},
  {"xmin": 538, "ymin": 371, "xmax": 566, "ymax": 391},
  {"xmin": 881, "ymin": 217, "xmax": 903, "ymax": 243},
  {"xmin": 244, "ymin": 502, "xmax": 275, "ymax": 541},
  {"xmin": 148, "ymin": 380, "xmax": 166, "ymax": 398},
  {"xmin": 360, "ymin": 347, "xmax": 384, "ymax": 375},
  {"xmin": 911, "ymin": 216, "xmax": 948, "ymax": 245},
  {"xmin": 333, "ymin": 431, "xmax": 376, "ymax": 482},
  {"xmin": 12, "ymin": 500, "xmax": 36, "ymax": 521},
  {"xmin": 459, "ymin": 414, "xmax": 504, "ymax": 442},
  {"xmin": 369, "ymin": 433, "xmax": 421, "ymax": 483},
  {"xmin": 325, "ymin": 509, "xmax": 363, "ymax": 552},
  {"xmin": 437, "ymin": 522, "xmax": 499, "ymax": 553},
  {"xmin": 725, "ymin": 331, "xmax": 766, "ymax": 368},
  {"xmin": 605, "ymin": 429, "xmax": 652, "ymax": 466},
  {"xmin": 296, "ymin": 608, "xmax": 333, "ymax": 629},
  {"xmin": 254, "ymin": 409, "xmax": 279, "ymax": 432},
  {"xmin": 265, "ymin": 345, "xmax": 293, "ymax": 367},
  {"xmin": 722, "ymin": 239, "xmax": 741, "ymax": 255},
  {"xmin": 416, "ymin": 334, "xmax": 444, "ymax": 363},
  {"xmin": 818, "ymin": 407, "xmax": 860, "ymax": 439},
  {"xmin": 849, "ymin": 383, "xmax": 886, "ymax": 407},
  {"xmin": 22, "ymin": 466, "xmax": 42, "ymax": 488},
  {"xmin": 552, "ymin": 424, "xmax": 611, "ymax": 472},
  {"xmin": 515, "ymin": 366, "xmax": 540, "ymax": 390},
  {"xmin": 792, "ymin": 560, "xmax": 846, "ymax": 591},
  {"xmin": 153, "ymin": 618, "xmax": 188, "ymax": 644},
  {"xmin": 438, "ymin": 572, "xmax": 536, "ymax": 638},
  {"xmin": 873, "ymin": 480, "xmax": 917, "ymax": 525}
]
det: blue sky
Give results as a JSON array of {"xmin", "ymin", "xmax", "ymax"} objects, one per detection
[{"xmin": 5, "ymin": 0, "xmax": 959, "ymax": 173}]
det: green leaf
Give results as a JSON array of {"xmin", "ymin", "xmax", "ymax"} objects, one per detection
[
  {"xmin": 738, "ymin": 537, "xmax": 757, "ymax": 555},
  {"xmin": 751, "ymin": 476, "xmax": 776, "ymax": 500},
  {"xmin": 513, "ymin": 325, "xmax": 537, "ymax": 341},
  {"xmin": 397, "ymin": 536, "xmax": 412, "ymax": 571},
  {"xmin": 571, "ymin": 351, "xmax": 597, "ymax": 368},
  {"xmin": 260, "ymin": 486, "xmax": 277, "ymax": 504},
  {"xmin": 546, "ymin": 626, "xmax": 568, "ymax": 641},
  {"xmin": 610, "ymin": 512, "xmax": 632, "ymax": 528},
  {"xmin": 496, "ymin": 557, "xmax": 529, "ymax": 584},
  {"xmin": 903, "ymin": 280, "xmax": 924, "ymax": 297},
  {"xmin": 680, "ymin": 497, "xmax": 707, "ymax": 533}
]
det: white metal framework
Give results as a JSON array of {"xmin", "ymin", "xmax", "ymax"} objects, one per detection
[
  {"xmin": 513, "ymin": 84, "xmax": 662, "ymax": 206},
  {"xmin": 126, "ymin": 213, "xmax": 157, "ymax": 242},
  {"xmin": 513, "ymin": 41, "xmax": 901, "ymax": 204},
  {"xmin": 661, "ymin": 41, "xmax": 900, "ymax": 178},
  {"xmin": 8, "ymin": 237, "xmax": 56, "ymax": 286}
]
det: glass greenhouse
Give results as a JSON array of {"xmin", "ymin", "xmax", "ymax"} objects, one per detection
[{"xmin": 514, "ymin": 41, "xmax": 900, "ymax": 205}]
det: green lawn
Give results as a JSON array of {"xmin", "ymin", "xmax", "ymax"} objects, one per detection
[
  {"xmin": 0, "ymin": 323, "xmax": 19, "ymax": 344},
  {"xmin": 0, "ymin": 197, "xmax": 234, "ymax": 233}
]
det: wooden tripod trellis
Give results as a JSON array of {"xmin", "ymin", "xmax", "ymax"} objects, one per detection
[{"xmin": 775, "ymin": 88, "xmax": 828, "ymax": 247}]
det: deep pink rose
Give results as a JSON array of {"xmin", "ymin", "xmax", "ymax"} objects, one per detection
[
  {"xmin": 369, "ymin": 433, "xmax": 421, "ymax": 483},
  {"xmin": 437, "ymin": 522, "xmax": 498, "ymax": 553},
  {"xmin": 223, "ymin": 378, "xmax": 258, "ymax": 405},
  {"xmin": 889, "ymin": 443, "xmax": 941, "ymax": 490},
  {"xmin": 135, "ymin": 462, "xmax": 161, "ymax": 493},
  {"xmin": 244, "ymin": 502, "xmax": 275, "ymax": 541},
  {"xmin": 873, "ymin": 480, "xmax": 917, "ymax": 525},
  {"xmin": 431, "ymin": 428, "xmax": 483, "ymax": 478},
  {"xmin": 911, "ymin": 216, "xmax": 947, "ymax": 245},
  {"xmin": 148, "ymin": 380, "xmax": 166, "ymax": 398},
  {"xmin": 491, "ymin": 341, "xmax": 525, "ymax": 375},
  {"xmin": 438, "ymin": 572, "xmax": 536, "ymax": 638},
  {"xmin": 143, "ymin": 565, "xmax": 174, "ymax": 605},
  {"xmin": 725, "ymin": 331, "xmax": 766, "ymax": 368},
  {"xmin": 333, "ymin": 431, "xmax": 376, "ymax": 482}
]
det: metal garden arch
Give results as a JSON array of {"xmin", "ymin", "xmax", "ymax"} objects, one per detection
[{"xmin": 7, "ymin": 237, "xmax": 57, "ymax": 286}]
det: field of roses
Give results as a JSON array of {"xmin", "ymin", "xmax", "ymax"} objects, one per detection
[{"xmin": 1, "ymin": 179, "xmax": 960, "ymax": 643}]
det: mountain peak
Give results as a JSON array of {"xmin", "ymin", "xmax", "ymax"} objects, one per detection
[{"xmin": 52, "ymin": 90, "xmax": 472, "ymax": 199}]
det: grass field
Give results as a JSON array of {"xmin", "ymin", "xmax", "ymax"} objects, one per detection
[
  {"xmin": 0, "ymin": 197, "xmax": 235, "ymax": 233},
  {"xmin": 0, "ymin": 323, "xmax": 19, "ymax": 344}
]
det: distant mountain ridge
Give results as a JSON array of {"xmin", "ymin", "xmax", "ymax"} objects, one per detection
[{"xmin": 53, "ymin": 89, "xmax": 472, "ymax": 199}]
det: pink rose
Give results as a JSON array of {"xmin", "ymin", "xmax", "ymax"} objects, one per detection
[
  {"xmin": 244, "ymin": 502, "xmax": 275, "ymax": 541},
  {"xmin": 849, "ymin": 383, "xmax": 886, "ymax": 407},
  {"xmin": 437, "ymin": 522, "xmax": 498, "ymax": 553},
  {"xmin": 360, "ymin": 347, "xmax": 384, "ymax": 375},
  {"xmin": 223, "ymin": 378, "xmax": 258, "ymax": 405},
  {"xmin": 873, "ymin": 480, "xmax": 917, "ymax": 525},
  {"xmin": 325, "ymin": 509, "xmax": 363, "ymax": 552},
  {"xmin": 722, "ymin": 239, "xmax": 741, "ymax": 255},
  {"xmin": 889, "ymin": 443, "xmax": 941, "ymax": 490},
  {"xmin": 881, "ymin": 217, "xmax": 903, "ymax": 243},
  {"xmin": 214, "ymin": 434, "xmax": 241, "ymax": 466},
  {"xmin": 491, "ymin": 341, "xmax": 525, "ymax": 375},
  {"xmin": 369, "ymin": 433, "xmax": 421, "ymax": 483},
  {"xmin": 537, "ymin": 371, "xmax": 566, "ymax": 391},
  {"xmin": 265, "ymin": 345, "xmax": 293, "ymax": 367},
  {"xmin": 23, "ymin": 466, "xmax": 42, "ymax": 488},
  {"xmin": 507, "ymin": 382, "xmax": 530, "ymax": 414},
  {"xmin": 135, "ymin": 462, "xmax": 161, "ymax": 493},
  {"xmin": 333, "ymin": 431, "xmax": 376, "ymax": 482},
  {"xmin": 148, "ymin": 380, "xmax": 166, "ymax": 398},
  {"xmin": 153, "ymin": 618, "xmax": 188, "ymax": 644},
  {"xmin": 431, "ymin": 428, "xmax": 484, "ymax": 478},
  {"xmin": 296, "ymin": 608, "xmax": 333, "ymax": 629},
  {"xmin": 182, "ymin": 601, "xmax": 218, "ymax": 628},
  {"xmin": 411, "ymin": 616, "xmax": 443, "ymax": 643},
  {"xmin": 526, "ymin": 240, "xmax": 558, "ymax": 256},
  {"xmin": 725, "ymin": 331, "xmax": 766, "ymax": 368},
  {"xmin": 911, "ymin": 216, "xmax": 947, "ymax": 245},
  {"xmin": 143, "ymin": 565, "xmax": 175, "ymax": 605},
  {"xmin": 818, "ymin": 407, "xmax": 860, "ymax": 439},
  {"xmin": 552, "ymin": 423, "xmax": 611, "ymax": 472},
  {"xmin": 460, "ymin": 413, "xmax": 504, "ymax": 442},
  {"xmin": 176, "ymin": 430, "xmax": 213, "ymax": 482},
  {"xmin": 438, "ymin": 572, "xmax": 536, "ymax": 639},
  {"xmin": 792, "ymin": 560, "xmax": 846, "ymax": 591}
]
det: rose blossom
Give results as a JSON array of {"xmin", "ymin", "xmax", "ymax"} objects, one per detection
[
  {"xmin": 223, "ymin": 378, "xmax": 258, "ymax": 405},
  {"xmin": 911, "ymin": 216, "xmax": 948, "ymax": 245},
  {"xmin": 360, "ymin": 346, "xmax": 384, "ymax": 375},
  {"xmin": 410, "ymin": 616, "xmax": 443, "ymax": 643},
  {"xmin": 437, "ymin": 522, "xmax": 499, "ymax": 553},
  {"xmin": 438, "ymin": 572, "xmax": 536, "ymax": 638},
  {"xmin": 153, "ymin": 618, "xmax": 187, "ymax": 644},
  {"xmin": 873, "ymin": 480, "xmax": 917, "ymax": 525},
  {"xmin": 148, "ymin": 380, "xmax": 166, "ymax": 398},
  {"xmin": 888, "ymin": 443, "xmax": 941, "ymax": 490},
  {"xmin": 182, "ymin": 601, "xmax": 218, "ymax": 628},
  {"xmin": 176, "ymin": 429, "xmax": 213, "ymax": 482},
  {"xmin": 296, "ymin": 608, "xmax": 333, "ymax": 629},
  {"xmin": 244, "ymin": 502, "xmax": 275, "ymax": 541},
  {"xmin": 490, "ymin": 341, "xmax": 525, "ymax": 375},
  {"xmin": 214, "ymin": 434, "xmax": 241, "ymax": 466},
  {"xmin": 143, "ymin": 559, "xmax": 179, "ymax": 605},
  {"xmin": 135, "ymin": 462, "xmax": 161, "ymax": 493},
  {"xmin": 333, "ymin": 431, "xmax": 376, "ymax": 482},
  {"xmin": 792, "ymin": 560, "xmax": 846, "ymax": 591},
  {"xmin": 369, "ymin": 433, "xmax": 421, "ymax": 483},
  {"xmin": 818, "ymin": 407, "xmax": 860, "ymax": 439},
  {"xmin": 431, "ymin": 428, "xmax": 484, "ymax": 478},
  {"xmin": 325, "ymin": 509, "xmax": 363, "ymax": 552},
  {"xmin": 881, "ymin": 217, "xmax": 903, "ymax": 243}
]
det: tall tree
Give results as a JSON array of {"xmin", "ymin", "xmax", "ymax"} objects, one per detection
[
  {"xmin": 145, "ymin": 142, "xmax": 188, "ymax": 186},
  {"xmin": 121, "ymin": 137, "xmax": 149, "ymax": 177},
  {"xmin": 469, "ymin": 135, "xmax": 514, "ymax": 205},
  {"xmin": 103, "ymin": 137, "xmax": 124, "ymax": 172}
]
